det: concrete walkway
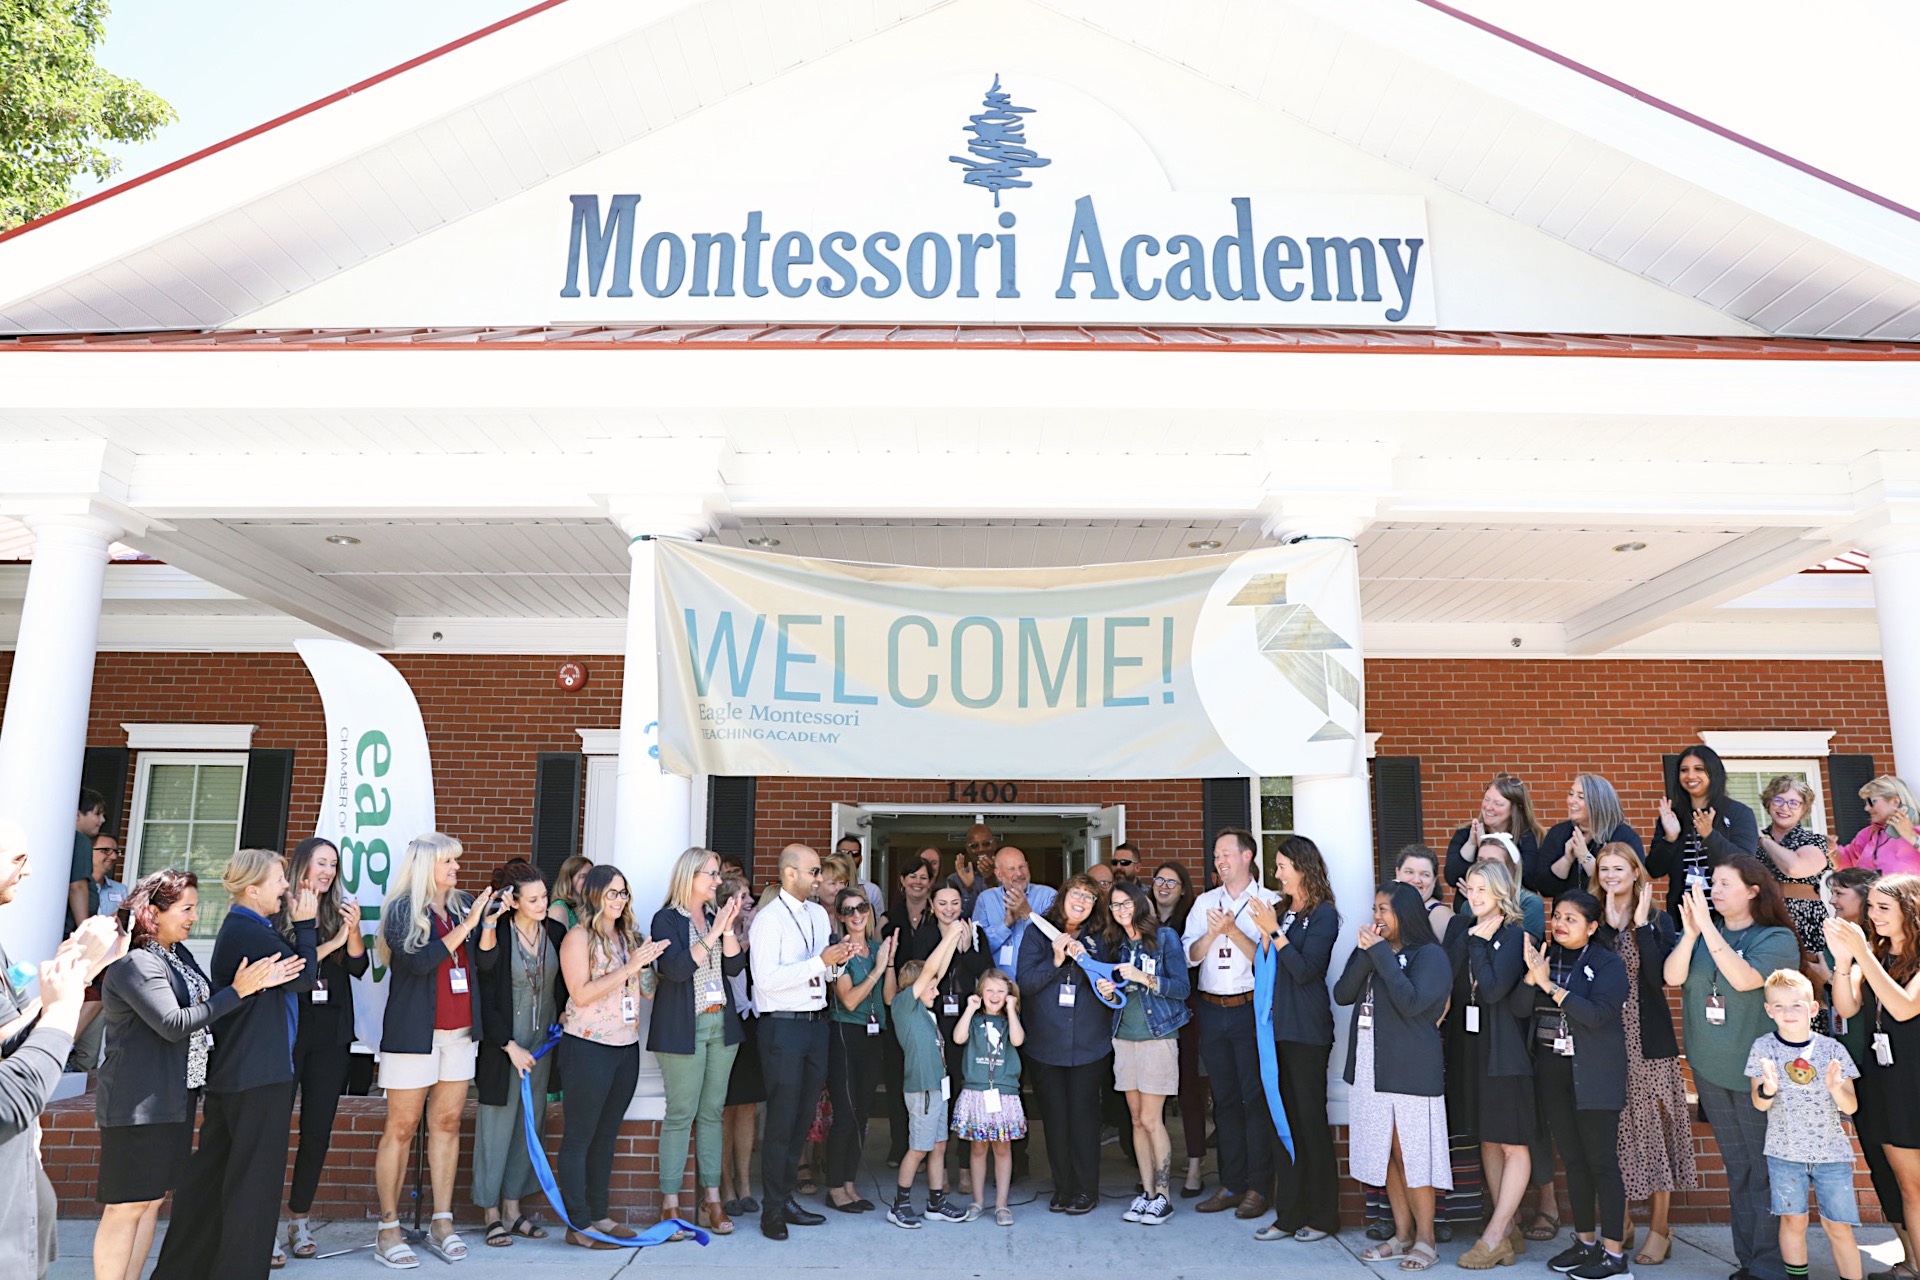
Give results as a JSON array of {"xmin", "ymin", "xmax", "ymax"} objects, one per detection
[{"xmin": 51, "ymin": 1211, "xmax": 1901, "ymax": 1279}]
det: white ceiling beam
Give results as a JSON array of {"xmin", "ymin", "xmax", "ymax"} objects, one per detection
[
  {"xmin": 1386, "ymin": 455, "xmax": 1857, "ymax": 526},
  {"xmin": 0, "ymin": 563, "xmax": 243, "ymax": 602},
  {"xmin": 122, "ymin": 523, "xmax": 394, "ymax": 650},
  {"xmin": 128, "ymin": 453, "xmax": 608, "ymax": 519},
  {"xmin": 1562, "ymin": 527, "xmax": 1845, "ymax": 654}
]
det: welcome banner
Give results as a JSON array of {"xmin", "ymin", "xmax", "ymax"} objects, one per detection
[
  {"xmin": 296, "ymin": 638, "xmax": 437, "ymax": 1052},
  {"xmin": 655, "ymin": 540, "xmax": 1365, "ymax": 781}
]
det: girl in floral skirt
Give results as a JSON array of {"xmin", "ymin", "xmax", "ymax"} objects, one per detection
[{"xmin": 952, "ymin": 969, "xmax": 1026, "ymax": 1226}]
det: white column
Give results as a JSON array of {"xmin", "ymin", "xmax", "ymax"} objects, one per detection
[
  {"xmin": 0, "ymin": 515, "xmax": 119, "ymax": 966},
  {"xmin": 611, "ymin": 523, "xmax": 704, "ymax": 1119},
  {"xmin": 1266, "ymin": 511, "xmax": 1373, "ymax": 1125},
  {"xmin": 1866, "ymin": 527, "xmax": 1920, "ymax": 776}
]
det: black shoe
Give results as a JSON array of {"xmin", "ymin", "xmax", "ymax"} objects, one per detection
[
  {"xmin": 1048, "ymin": 1191, "xmax": 1065, "ymax": 1213},
  {"xmin": 1179, "ymin": 1183, "xmax": 1207, "ymax": 1200},
  {"xmin": 828, "ymin": 1197, "xmax": 865, "ymax": 1214},
  {"xmin": 760, "ymin": 1215, "xmax": 788, "ymax": 1241},
  {"xmin": 1064, "ymin": 1193, "xmax": 1097, "ymax": 1215},
  {"xmin": 1365, "ymin": 1221, "xmax": 1394, "ymax": 1241},
  {"xmin": 1551, "ymin": 1241, "xmax": 1602, "ymax": 1273},
  {"xmin": 1570, "ymin": 1252, "xmax": 1633, "ymax": 1280},
  {"xmin": 783, "ymin": 1201, "xmax": 826, "ymax": 1227},
  {"xmin": 1435, "ymin": 1222, "xmax": 1454, "ymax": 1244}
]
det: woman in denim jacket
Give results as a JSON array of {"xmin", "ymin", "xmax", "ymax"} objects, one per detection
[{"xmin": 1095, "ymin": 880, "xmax": 1191, "ymax": 1225}]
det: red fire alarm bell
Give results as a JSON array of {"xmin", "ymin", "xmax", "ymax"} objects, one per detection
[{"xmin": 555, "ymin": 661, "xmax": 588, "ymax": 691}]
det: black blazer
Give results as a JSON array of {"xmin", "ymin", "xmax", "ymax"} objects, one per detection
[
  {"xmin": 1598, "ymin": 914, "xmax": 1681, "ymax": 1060},
  {"xmin": 97, "ymin": 944, "xmax": 244, "ymax": 1126},
  {"xmin": 1534, "ymin": 821, "xmax": 1645, "ymax": 898},
  {"xmin": 207, "ymin": 907, "xmax": 317, "ymax": 1094},
  {"xmin": 647, "ymin": 906, "xmax": 748, "ymax": 1055},
  {"xmin": 1444, "ymin": 826, "xmax": 1540, "ymax": 891},
  {"xmin": 475, "ymin": 916, "xmax": 570, "ymax": 1107},
  {"xmin": 379, "ymin": 896, "xmax": 483, "ymax": 1055},
  {"xmin": 296, "ymin": 929, "xmax": 369, "ymax": 1049},
  {"xmin": 1645, "ymin": 797, "xmax": 1760, "ymax": 921},
  {"xmin": 1528, "ymin": 942, "xmax": 1629, "ymax": 1111},
  {"xmin": 1267, "ymin": 902, "xmax": 1338, "ymax": 1045},
  {"xmin": 1442, "ymin": 916, "xmax": 1534, "ymax": 1077},
  {"xmin": 1335, "ymin": 942, "xmax": 1450, "ymax": 1097}
]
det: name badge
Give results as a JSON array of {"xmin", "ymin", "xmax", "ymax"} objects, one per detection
[
  {"xmin": 808, "ymin": 974, "xmax": 823, "ymax": 989},
  {"xmin": 1141, "ymin": 955, "xmax": 1156, "ymax": 978},
  {"xmin": 1554, "ymin": 1032, "xmax": 1574, "ymax": 1057},
  {"xmin": 1875, "ymin": 1032, "xmax": 1894, "ymax": 1066},
  {"xmin": 941, "ymin": 1075, "xmax": 952, "ymax": 1101},
  {"xmin": 942, "ymin": 996, "xmax": 960, "ymax": 1018},
  {"xmin": 1058, "ymin": 983, "xmax": 1076, "ymax": 1007},
  {"xmin": 621, "ymin": 992, "xmax": 638, "ymax": 1023},
  {"xmin": 1464, "ymin": 1004, "xmax": 1480, "ymax": 1034},
  {"xmin": 1357, "ymin": 998, "xmax": 1374, "ymax": 1030},
  {"xmin": 998, "ymin": 943, "xmax": 1015, "ymax": 969},
  {"xmin": 311, "ymin": 977, "xmax": 329, "ymax": 1005},
  {"xmin": 1705, "ymin": 995, "xmax": 1727, "ymax": 1025},
  {"xmin": 982, "ymin": 1087, "xmax": 1003, "ymax": 1114},
  {"xmin": 866, "ymin": 1013, "xmax": 882, "ymax": 1036},
  {"xmin": 1834, "ymin": 1012, "xmax": 1849, "ymax": 1036},
  {"xmin": 1217, "ymin": 945, "xmax": 1232, "ymax": 965},
  {"xmin": 1686, "ymin": 868, "xmax": 1709, "ymax": 891},
  {"xmin": 449, "ymin": 966, "xmax": 469, "ymax": 994}
]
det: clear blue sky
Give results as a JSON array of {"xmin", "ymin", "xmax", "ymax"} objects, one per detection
[{"xmin": 86, "ymin": 0, "xmax": 1920, "ymax": 209}]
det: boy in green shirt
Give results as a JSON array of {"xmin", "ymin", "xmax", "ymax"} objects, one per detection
[{"xmin": 888, "ymin": 923, "xmax": 967, "ymax": 1227}]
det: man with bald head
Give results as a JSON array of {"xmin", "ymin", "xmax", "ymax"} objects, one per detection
[
  {"xmin": 971, "ymin": 845, "xmax": 1056, "ymax": 972},
  {"xmin": 748, "ymin": 844, "xmax": 861, "ymax": 1240}
]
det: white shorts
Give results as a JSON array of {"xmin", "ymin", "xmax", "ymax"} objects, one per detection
[{"xmin": 379, "ymin": 1027, "xmax": 477, "ymax": 1090}]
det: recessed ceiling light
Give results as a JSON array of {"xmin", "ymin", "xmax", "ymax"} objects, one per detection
[
  {"xmin": 1188, "ymin": 539, "xmax": 1223, "ymax": 550},
  {"xmin": 325, "ymin": 534, "xmax": 362, "ymax": 546},
  {"xmin": 745, "ymin": 536, "xmax": 781, "ymax": 548},
  {"xmin": 1612, "ymin": 541, "xmax": 1648, "ymax": 553}
]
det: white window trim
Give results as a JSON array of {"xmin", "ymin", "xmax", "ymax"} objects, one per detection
[
  {"xmin": 122, "ymin": 723, "xmax": 256, "ymax": 751},
  {"xmin": 576, "ymin": 728, "xmax": 619, "ymax": 756},
  {"xmin": 124, "ymin": 751, "xmax": 251, "ymax": 889},
  {"xmin": 1717, "ymin": 758, "xmax": 1830, "ymax": 836},
  {"xmin": 1698, "ymin": 730, "xmax": 1833, "ymax": 759}
]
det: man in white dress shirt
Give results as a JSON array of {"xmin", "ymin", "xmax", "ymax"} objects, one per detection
[
  {"xmin": 1182, "ymin": 827, "xmax": 1280, "ymax": 1220},
  {"xmin": 749, "ymin": 843, "xmax": 859, "ymax": 1240}
]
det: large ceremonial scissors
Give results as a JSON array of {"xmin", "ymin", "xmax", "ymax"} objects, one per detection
[{"xmin": 1025, "ymin": 914, "xmax": 1127, "ymax": 1009}]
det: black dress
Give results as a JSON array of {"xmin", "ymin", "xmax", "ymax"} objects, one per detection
[
  {"xmin": 1443, "ymin": 922, "xmax": 1536, "ymax": 1147},
  {"xmin": 1858, "ymin": 983, "xmax": 1920, "ymax": 1148}
]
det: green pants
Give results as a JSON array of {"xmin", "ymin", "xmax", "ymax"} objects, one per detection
[{"xmin": 656, "ymin": 1009, "xmax": 739, "ymax": 1196}]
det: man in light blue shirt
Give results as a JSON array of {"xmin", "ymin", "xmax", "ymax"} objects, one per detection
[{"xmin": 971, "ymin": 846, "xmax": 1055, "ymax": 971}]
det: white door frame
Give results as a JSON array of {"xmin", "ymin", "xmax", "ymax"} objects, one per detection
[{"xmin": 835, "ymin": 802, "xmax": 1123, "ymax": 883}]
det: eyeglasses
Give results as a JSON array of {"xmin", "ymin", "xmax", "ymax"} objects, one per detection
[
  {"xmin": 700, "ymin": 868, "xmax": 724, "ymax": 878},
  {"xmin": 1152, "ymin": 876, "xmax": 1181, "ymax": 889},
  {"xmin": 1110, "ymin": 898, "xmax": 1133, "ymax": 910},
  {"xmin": 1064, "ymin": 891, "xmax": 1096, "ymax": 906},
  {"xmin": 1769, "ymin": 797, "xmax": 1805, "ymax": 809},
  {"xmin": 606, "ymin": 888, "xmax": 631, "ymax": 899}
]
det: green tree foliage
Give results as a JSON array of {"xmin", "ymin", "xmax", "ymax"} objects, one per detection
[{"xmin": 1, "ymin": 0, "xmax": 173, "ymax": 229}]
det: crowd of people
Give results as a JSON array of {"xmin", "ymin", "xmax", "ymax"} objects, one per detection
[{"xmin": 1, "ymin": 748, "xmax": 1919, "ymax": 1279}]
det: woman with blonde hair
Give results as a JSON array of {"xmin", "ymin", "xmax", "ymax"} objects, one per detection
[
  {"xmin": 549, "ymin": 855, "xmax": 593, "ymax": 929},
  {"xmin": 370, "ymin": 833, "xmax": 496, "ymax": 1269},
  {"xmin": 557, "ymin": 864, "xmax": 669, "ymax": 1248},
  {"xmin": 150, "ymin": 850, "xmax": 316, "ymax": 1280},
  {"xmin": 1541, "ymin": 773, "xmax": 1642, "ymax": 898},
  {"xmin": 1837, "ymin": 776, "xmax": 1920, "ymax": 876},
  {"xmin": 1445, "ymin": 858, "xmax": 1535, "ymax": 1269},
  {"xmin": 649, "ymin": 848, "xmax": 747, "ymax": 1236},
  {"xmin": 1594, "ymin": 843, "xmax": 1696, "ymax": 1266},
  {"xmin": 1444, "ymin": 773, "xmax": 1546, "ymax": 891}
]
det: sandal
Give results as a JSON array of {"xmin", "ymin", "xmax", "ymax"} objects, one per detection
[
  {"xmin": 1400, "ymin": 1242, "xmax": 1439, "ymax": 1272},
  {"xmin": 1523, "ymin": 1211, "xmax": 1560, "ymax": 1242},
  {"xmin": 994, "ymin": 1207, "xmax": 1013, "ymax": 1227},
  {"xmin": 484, "ymin": 1220, "xmax": 513, "ymax": 1248},
  {"xmin": 508, "ymin": 1215, "xmax": 547, "ymax": 1240},
  {"xmin": 964, "ymin": 1203, "xmax": 983, "ymax": 1222},
  {"xmin": 1362, "ymin": 1237, "xmax": 1413, "ymax": 1262},
  {"xmin": 424, "ymin": 1214, "xmax": 467, "ymax": 1262},
  {"xmin": 1636, "ymin": 1231, "xmax": 1671, "ymax": 1266},
  {"xmin": 270, "ymin": 1239, "xmax": 286, "ymax": 1270},
  {"xmin": 287, "ymin": 1219, "xmax": 317, "ymax": 1259},
  {"xmin": 374, "ymin": 1222, "xmax": 419, "ymax": 1271}
]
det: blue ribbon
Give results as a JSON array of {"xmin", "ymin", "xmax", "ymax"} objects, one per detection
[
  {"xmin": 519, "ymin": 1026, "xmax": 711, "ymax": 1249},
  {"xmin": 1252, "ymin": 944, "xmax": 1296, "ymax": 1161}
]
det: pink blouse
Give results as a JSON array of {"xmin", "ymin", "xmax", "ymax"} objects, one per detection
[{"xmin": 1835, "ymin": 824, "xmax": 1920, "ymax": 876}]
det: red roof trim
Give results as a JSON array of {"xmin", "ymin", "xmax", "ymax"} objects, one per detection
[
  {"xmin": 4, "ymin": 325, "xmax": 1918, "ymax": 360},
  {"xmin": 0, "ymin": 0, "xmax": 577, "ymax": 247},
  {"xmin": 1413, "ymin": 0, "xmax": 1920, "ymax": 225}
]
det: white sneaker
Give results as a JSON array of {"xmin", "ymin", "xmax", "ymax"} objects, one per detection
[
  {"xmin": 1140, "ymin": 1195, "xmax": 1173, "ymax": 1226},
  {"xmin": 1122, "ymin": 1193, "xmax": 1150, "ymax": 1223}
]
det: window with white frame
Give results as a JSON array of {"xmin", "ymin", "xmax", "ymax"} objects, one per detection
[
  {"xmin": 1256, "ymin": 777, "xmax": 1295, "ymax": 863},
  {"xmin": 1697, "ymin": 732, "xmax": 1834, "ymax": 838},
  {"xmin": 127, "ymin": 753, "xmax": 249, "ymax": 940}
]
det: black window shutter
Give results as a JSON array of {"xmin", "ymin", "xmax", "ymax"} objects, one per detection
[
  {"xmin": 1829, "ymin": 754, "xmax": 1877, "ymax": 845},
  {"xmin": 81, "ymin": 746, "xmax": 130, "ymax": 838},
  {"xmin": 531, "ymin": 753, "xmax": 583, "ymax": 881},
  {"xmin": 1372, "ymin": 756, "xmax": 1424, "ymax": 883},
  {"xmin": 707, "ymin": 777, "xmax": 757, "ymax": 879},
  {"xmin": 1201, "ymin": 779, "xmax": 1254, "ymax": 888},
  {"xmin": 1661, "ymin": 754, "xmax": 1681, "ymax": 805},
  {"xmin": 239, "ymin": 748, "xmax": 295, "ymax": 853}
]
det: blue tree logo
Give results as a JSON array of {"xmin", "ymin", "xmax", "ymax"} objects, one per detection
[{"xmin": 950, "ymin": 74, "xmax": 1050, "ymax": 206}]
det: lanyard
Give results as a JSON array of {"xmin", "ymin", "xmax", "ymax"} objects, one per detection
[
  {"xmin": 514, "ymin": 920, "xmax": 546, "ymax": 1001},
  {"xmin": 779, "ymin": 897, "xmax": 817, "ymax": 961},
  {"xmin": 1708, "ymin": 926, "xmax": 1752, "ymax": 1000}
]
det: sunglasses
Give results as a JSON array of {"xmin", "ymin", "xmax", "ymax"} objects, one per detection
[
  {"xmin": 842, "ymin": 903, "xmax": 871, "ymax": 916},
  {"xmin": 1112, "ymin": 859, "xmax": 1134, "ymax": 868}
]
